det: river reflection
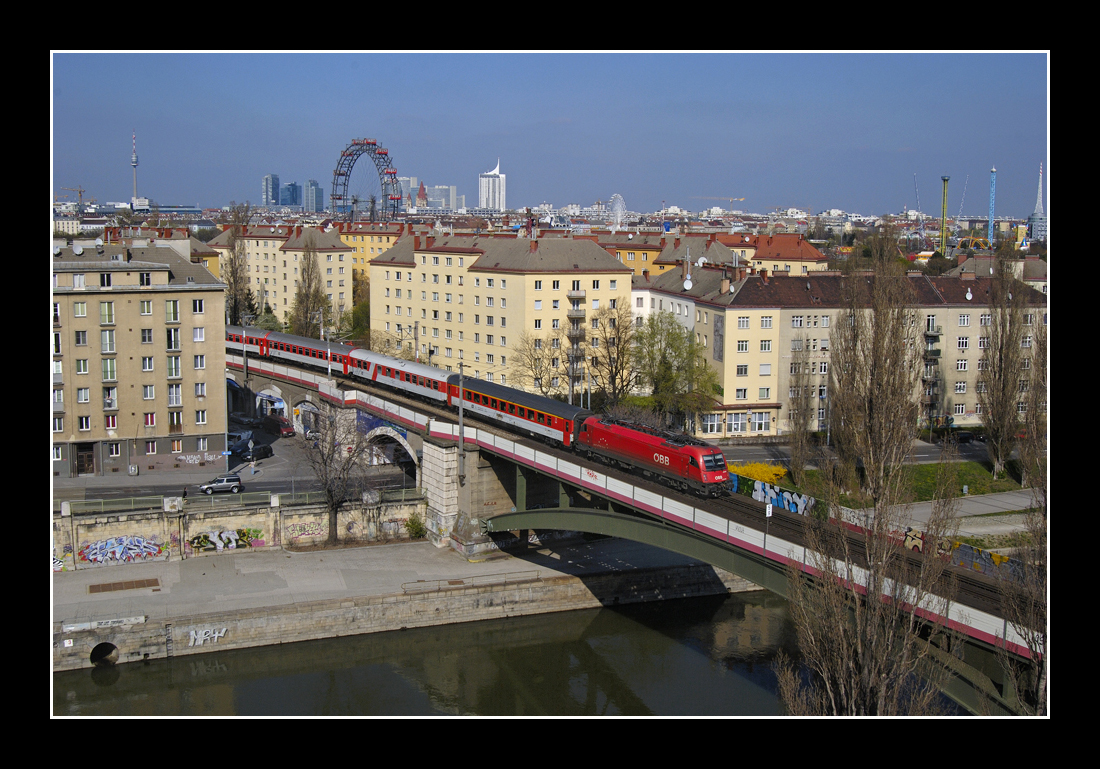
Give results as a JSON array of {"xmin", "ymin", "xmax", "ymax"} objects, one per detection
[{"xmin": 54, "ymin": 591, "xmax": 796, "ymax": 716}]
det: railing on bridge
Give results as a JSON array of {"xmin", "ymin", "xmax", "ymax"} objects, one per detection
[{"xmin": 58, "ymin": 487, "xmax": 426, "ymax": 515}]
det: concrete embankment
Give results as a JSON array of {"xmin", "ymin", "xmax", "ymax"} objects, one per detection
[{"xmin": 53, "ymin": 539, "xmax": 761, "ymax": 672}]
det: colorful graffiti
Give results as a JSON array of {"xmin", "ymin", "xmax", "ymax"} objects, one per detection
[
  {"xmin": 285, "ymin": 521, "xmax": 325, "ymax": 539},
  {"xmin": 751, "ymin": 480, "xmax": 816, "ymax": 516},
  {"xmin": 78, "ymin": 534, "xmax": 169, "ymax": 564},
  {"xmin": 188, "ymin": 528, "xmax": 264, "ymax": 553}
]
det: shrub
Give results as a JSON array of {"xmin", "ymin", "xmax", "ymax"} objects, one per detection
[
  {"xmin": 405, "ymin": 510, "xmax": 428, "ymax": 540},
  {"xmin": 729, "ymin": 462, "xmax": 788, "ymax": 486}
]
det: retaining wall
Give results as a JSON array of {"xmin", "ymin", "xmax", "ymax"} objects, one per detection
[{"xmin": 53, "ymin": 563, "xmax": 761, "ymax": 671}]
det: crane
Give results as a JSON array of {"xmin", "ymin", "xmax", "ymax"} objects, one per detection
[
  {"xmin": 62, "ymin": 186, "xmax": 89, "ymax": 209},
  {"xmin": 692, "ymin": 196, "xmax": 746, "ymax": 210}
]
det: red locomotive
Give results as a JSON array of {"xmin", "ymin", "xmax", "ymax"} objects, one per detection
[{"xmin": 577, "ymin": 417, "xmax": 729, "ymax": 496}]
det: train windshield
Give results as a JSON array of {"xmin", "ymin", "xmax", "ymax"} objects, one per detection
[{"xmin": 702, "ymin": 453, "xmax": 726, "ymax": 472}]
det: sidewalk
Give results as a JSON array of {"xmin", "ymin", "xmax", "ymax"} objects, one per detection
[
  {"xmin": 902, "ymin": 489, "xmax": 1040, "ymax": 536},
  {"xmin": 51, "ymin": 537, "xmax": 713, "ymax": 629}
]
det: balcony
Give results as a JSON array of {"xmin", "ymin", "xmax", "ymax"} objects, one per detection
[
  {"xmin": 923, "ymin": 348, "xmax": 941, "ymax": 359},
  {"xmin": 924, "ymin": 325, "xmax": 942, "ymax": 337},
  {"xmin": 566, "ymin": 289, "xmax": 586, "ymax": 299},
  {"xmin": 566, "ymin": 308, "xmax": 586, "ymax": 320},
  {"xmin": 567, "ymin": 326, "xmax": 585, "ymax": 340}
]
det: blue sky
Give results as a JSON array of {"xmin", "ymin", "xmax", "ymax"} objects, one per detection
[{"xmin": 51, "ymin": 52, "xmax": 1048, "ymax": 218}]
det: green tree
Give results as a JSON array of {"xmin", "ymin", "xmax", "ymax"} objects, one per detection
[{"xmin": 635, "ymin": 311, "xmax": 721, "ymax": 429}]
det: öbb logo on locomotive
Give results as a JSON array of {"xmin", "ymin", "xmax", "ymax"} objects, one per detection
[{"xmin": 226, "ymin": 326, "xmax": 731, "ymax": 497}]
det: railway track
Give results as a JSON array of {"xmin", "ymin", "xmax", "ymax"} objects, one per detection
[{"xmin": 332, "ymin": 372, "xmax": 1009, "ymax": 618}]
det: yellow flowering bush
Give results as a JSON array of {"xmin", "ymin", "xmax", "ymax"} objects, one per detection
[{"xmin": 728, "ymin": 462, "xmax": 788, "ymax": 485}]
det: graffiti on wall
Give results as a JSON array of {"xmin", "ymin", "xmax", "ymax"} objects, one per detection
[
  {"xmin": 285, "ymin": 521, "xmax": 325, "ymax": 539},
  {"xmin": 751, "ymin": 481, "xmax": 816, "ymax": 516},
  {"xmin": 78, "ymin": 534, "xmax": 170, "ymax": 564},
  {"xmin": 189, "ymin": 627, "xmax": 227, "ymax": 647},
  {"xmin": 188, "ymin": 528, "xmax": 264, "ymax": 553}
]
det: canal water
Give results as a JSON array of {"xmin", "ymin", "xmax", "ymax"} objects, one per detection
[{"xmin": 53, "ymin": 591, "xmax": 796, "ymax": 716}]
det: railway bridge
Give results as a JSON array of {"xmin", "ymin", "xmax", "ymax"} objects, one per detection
[{"xmin": 230, "ymin": 353, "xmax": 1035, "ymax": 715}]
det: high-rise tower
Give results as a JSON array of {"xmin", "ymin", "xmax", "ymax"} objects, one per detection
[
  {"xmin": 131, "ymin": 131, "xmax": 139, "ymax": 204},
  {"xmin": 479, "ymin": 159, "xmax": 506, "ymax": 211},
  {"xmin": 262, "ymin": 174, "xmax": 281, "ymax": 208},
  {"xmin": 1027, "ymin": 163, "xmax": 1047, "ymax": 242}
]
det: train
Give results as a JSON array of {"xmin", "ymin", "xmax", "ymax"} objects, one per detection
[{"xmin": 225, "ymin": 326, "xmax": 730, "ymax": 496}]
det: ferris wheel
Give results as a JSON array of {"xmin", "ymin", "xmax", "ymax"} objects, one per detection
[
  {"xmin": 609, "ymin": 193, "xmax": 627, "ymax": 233},
  {"xmin": 331, "ymin": 138, "xmax": 402, "ymax": 221}
]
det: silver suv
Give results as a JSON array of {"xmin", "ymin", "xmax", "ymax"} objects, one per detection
[{"xmin": 199, "ymin": 474, "xmax": 243, "ymax": 495}]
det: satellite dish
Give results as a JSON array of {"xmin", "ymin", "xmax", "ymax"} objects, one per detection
[
  {"xmin": 628, "ymin": 233, "xmax": 634, "ymax": 239},
  {"xmin": 696, "ymin": 256, "xmax": 707, "ymax": 267},
  {"xmin": 53, "ymin": 246, "xmax": 61, "ymax": 256},
  {"xmin": 966, "ymin": 289, "xmax": 973, "ymax": 301},
  {"xmin": 95, "ymin": 237, "xmax": 103, "ymax": 246},
  {"xmin": 683, "ymin": 279, "xmax": 693, "ymax": 290},
  {"xmin": 73, "ymin": 245, "xmax": 83, "ymax": 255}
]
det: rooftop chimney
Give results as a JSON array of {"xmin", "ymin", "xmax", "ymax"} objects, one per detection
[{"xmin": 530, "ymin": 239, "xmax": 538, "ymax": 253}]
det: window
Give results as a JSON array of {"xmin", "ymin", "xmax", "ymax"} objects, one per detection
[
  {"xmin": 980, "ymin": 313, "xmax": 991, "ymax": 326},
  {"xmin": 193, "ymin": 327, "xmax": 205, "ymax": 342},
  {"xmin": 592, "ymin": 280, "xmax": 600, "ymax": 290},
  {"xmin": 77, "ymin": 387, "xmax": 89, "ymax": 403},
  {"xmin": 195, "ymin": 410, "xmax": 207, "ymax": 425},
  {"xmin": 955, "ymin": 403, "xmax": 966, "ymax": 416},
  {"xmin": 753, "ymin": 412, "xmax": 770, "ymax": 432},
  {"xmin": 194, "ymin": 355, "xmax": 205, "ymax": 370},
  {"xmin": 959, "ymin": 314, "xmax": 970, "ymax": 327},
  {"xmin": 761, "ymin": 316, "xmax": 772, "ymax": 328},
  {"xmin": 728, "ymin": 413, "xmax": 746, "ymax": 433},
  {"xmin": 167, "ymin": 356, "xmax": 180, "ymax": 377},
  {"xmin": 145, "ymin": 441, "xmax": 157, "ymax": 455},
  {"xmin": 76, "ymin": 359, "xmax": 88, "ymax": 375},
  {"xmin": 78, "ymin": 416, "xmax": 91, "ymax": 431},
  {"xmin": 73, "ymin": 274, "xmax": 85, "ymax": 289},
  {"xmin": 101, "ymin": 359, "xmax": 116, "ymax": 381},
  {"xmin": 957, "ymin": 337, "xmax": 969, "ymax": 350},
  {"xmin": 168, "ymin": 384, "xmax": 182, "ymax": 407},
  {"xmin": 736, "ymin": 388, "xmax": 747, "ymax": 400},
  {"xmin": 166, "ymin": 300, "xmax": 179, "ymax": 322},
  {"xmin": 792, "ymin": 316, "xmax": 804, "ymax": 328},
  {"xmin": 100, "ymin": 273, "xmax": 112, "ymax": 287},
  {"xmin": 140, "ymin": 300, "xmax": 152, "ymax": 315},
  {"xmin": 74, "ymin": 330, "xmax": 87, "ymax": 346},
  {"xmin": 53, "ymin": 417, "xmax": 64, "ymax": 433},
  {"xmin": 140, "ymin": 272, "xmax": 151, "ymax": 286},
  {"xmin": 534, "ymin": 300, "xmax": 542, "ymax": 310},
  {"xmin": 955, "ymin": 382, "xmax": 967, "ymax": 393},
  {"xmin": 738, "ymin": 316, "xmax": 749, "ymax": 329},
  {"xmin": 737, "ymin": 340, "xmax": 748, "ymax": 353},
  {"xmin": 759, "ymin": 387, "xmax": 771, "ymax": 399},
  {"xmin": 957, "ymin": 360, "xmax": 968, "ymax": 371},
  {"xmin": 99, "ymin": 302, "xmax": 115, "ymax": 324},
  {"xmin": 737, "ymin": 364, "xmax": 748, "ymax": 376},
  {"xmin": 701, "ymin": 414, "xmax": 721, "ymax": 434},
  {"xmin": 73, "ymin": 302, "xmax": 86, "ymax": 317},
  {"xmin": 143, "ymin": 384, "xmax": 156, "ymax": 400},
  {"xmin": 166, "ymin": 328, "xmax": 180, "ymax": 350},
  {"xmin": 760, "ymin": 340, "xmax": 771, "ymax": 352},
  {"xmin": 535, "ymin": 280, "xmax": 542, "ymax": 290},
  {"xmin": 108, "ymin": 442, "xmax": 121, "ymax": 457},
  {"xmin": 141, "ymin": 329, "xmax": 153, "ymax": 343},
  {"xmin": 144, "ymin": 412, "xmax": 156, "ymax": 427},
  {"xmin": 979, "ymin": 336, "xmax": 989, "ymax": 349},
  {"xmin": 195, "ymin": 382, "xmax": 206, "ymax": 397}
]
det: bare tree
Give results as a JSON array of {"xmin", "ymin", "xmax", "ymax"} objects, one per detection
[
  {"xmin": 829, "ymin": 262, "xmax": 921, "ymax": 510},
  {"xmin": 223, "ymin": 201, "xmax": 254, "ymax": 326},
  {"xmin": 996, "ymin": 314, "xmax": 1047, "ymax": 715},
  {"xmin": 509, "ymin": 330, "xmax": 566, "ymax": 398},
  {"xmin": 586, "ymin": 302, "xmax": 641, "ymax": 406},
  {"xmin": 786, "ymin": 334, "xmax": 816, "ymax": 488},
  {"xmin": 290, "ymin": 233, "xmax": 329, "ymax": 338},
  {"xmin": 776, "ymin": 446, "xmax": 961, "ymax": 715},
  {"xmin": 304, "ymin": 403, "xmax": 377, "ymax": 545},
  {"xmin": 978, "ymin": 255, "xmax": 1027, "ymax": 479}
]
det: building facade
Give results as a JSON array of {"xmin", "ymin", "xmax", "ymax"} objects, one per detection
[
  {"xmin": 478, "ymin": 160, "xmax": 506, "ymax": 211},
  {"xmin": 369, "ymin": 234, "xmax": 631, "ymax": 393},
  {"xmin": 262, "ymin": 174, "xmax": 280, "ymax": 208},
  {"xmin": 304, "ymin": 180, "xmax": 324, "ymax": 213},
  {"xmin": 52, "ymin": 245, "xmax": 228, "ymax": 477}
]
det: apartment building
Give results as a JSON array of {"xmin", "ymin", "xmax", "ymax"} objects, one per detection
[
  {"xmin": 369, "ymin": 234, "xmax": 631, "ymax": 391},
  {"xmin": 51, "ymin": 245, "xmax": 227, "ymax": 477},
  {"xmin": 331, "ymin": 221, "xmax": 405, "ymax": 290},
  {"xmin": 208, "ymin": 225, "xmax": 353, "ymax": 321},
  {"xmin": 634, "ymin": 267, "xmax": 1047, "ymax": 441}
]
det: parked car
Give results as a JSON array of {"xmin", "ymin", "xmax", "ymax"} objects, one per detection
[
  {"xmin": 304, "ymin": 429, "xmax": 321, "ymax": 441},
  {"xmin": 240, "ymin": 444, "xmax": 273, "ymax": 462},
  {"xmin": 263, "ymin": 414, "xmax": 295, "ymax": 438},
  {"xmin": 199, "ymin": 474, "xmax": 243, "ymax": 495},
  {"xmin": 954, "ymin": 431, "xmax": 974, "ymax": 444}
]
